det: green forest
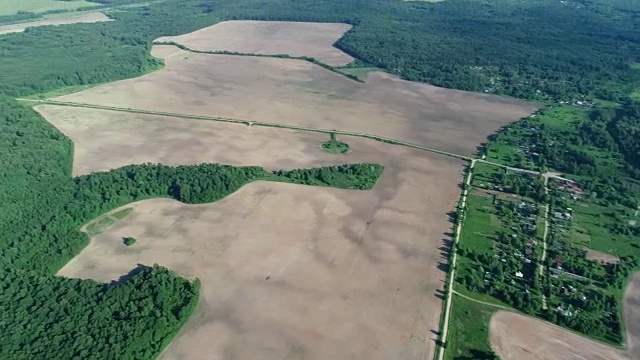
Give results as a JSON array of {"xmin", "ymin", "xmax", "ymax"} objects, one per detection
[{"xmin": 2, "ymin": 0, "xmax": 640, "ymax": 358}]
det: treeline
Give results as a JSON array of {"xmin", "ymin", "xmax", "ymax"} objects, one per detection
[
  {"xmin": 0, "ymin": 97, "xmax": 382, "ymax": 358},
  {"xmin": 1, "ymin": 0, "xmax": 639, "ymax": 101},
  {"xmin": 0, "ymin": 11, "xmax": 41, "ymax": 25},
  {"xmin": 2, "ymin": 98, "xmax": 383, "ymax": 274},
  {"xmin": 592, "ymin": 100, "xmax": 640, "ymax": 171},
  {"xmin": 0, "ymin": 265, "xmax": 199, "ymax": 360},
  {"xmin": 154, "ymin": 41, "xmax": 362, "ymax": 82}
]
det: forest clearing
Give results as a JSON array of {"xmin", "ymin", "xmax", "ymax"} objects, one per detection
[{"xmin": 0, "ymin": 12, "xmax": 110, "ymax": 35}]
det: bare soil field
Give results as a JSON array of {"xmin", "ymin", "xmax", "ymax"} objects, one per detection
[
  {"xmin": 51, "ymin": 44, "xmax": 537, "ymax": 157},
  {"xmin": 52, "ymin": 107, "xmax": 464, "ymax": 360},
  {"xmin": 585, "ymin": 247, "xmax": 620, "ymax": 264},
  {"xmin": 490, "ymin": 311, "xmax": 630, "ymax": 360},
  {"xmin": 35, "ymin": 104, "xmax": 463, "ymax": 176},
  {"xmin": 156, "ymin": 21, "xmax": 354, "ymax": 66},
  {"xmin": 0, "ymin": 12, "xmax": 110, "ymax": 35},
  {"xmin": 490, "ymin": 272, "xmax": 640, "ymax": 360},
  {"xmin": 624, "ymin": 272, "xmax": 640, "ymax": 359}
]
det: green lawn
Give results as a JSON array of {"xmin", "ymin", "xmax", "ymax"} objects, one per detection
[
  {"xmin": 0, "ymin": 0, "xmax": 98, "ymax": 16},
  {"xmin": 459, "ymin": 192, "xmax": 501, "ymax": 253},
  {"xmin": 571, "ymin": 202, "xmax": 640, "ymax": 258},
  {"xmin": 444, "ymin": 294, "xmax": 497, "ymax": 360},
  {"xmin": 470, "ymin": 162, "xmax": 503, "ymax": 188},
  {"xmin": 454, "ymin": 284, "xmax": 513, "ymax": 309},
  {"xmin": 112, "ymin": 207, "xmax": 133, "ymax": 220},
  {"xmin": 85, "ymin": 216, "xmax": 115, "ymax": 236}
]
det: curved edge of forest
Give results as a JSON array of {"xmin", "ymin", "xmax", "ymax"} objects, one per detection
[{"xmin": 0, "ymin": 97, "xmax": 384, "ymax": 360}]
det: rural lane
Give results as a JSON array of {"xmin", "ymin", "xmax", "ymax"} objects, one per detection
[{"xmin": 435, "ymin": 159, "xmax": 475, "ymax": 360}]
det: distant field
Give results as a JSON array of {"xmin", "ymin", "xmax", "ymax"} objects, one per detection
[
  {"xmin": 0, "ymin": 11, "xmax": 109, "ymax": 35},
  {"xmin": 51, "ymin": 43, "xmax": 536, "ymax": 157},
  {"xmin": 156, "ymin": 21, "xmax": 355, "ymax": 67},
  {"xmin": 0, "ymin": 0, "xmax": 98, "ymax": 16}
]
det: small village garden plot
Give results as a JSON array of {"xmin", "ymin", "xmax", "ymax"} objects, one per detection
[
  {"xmin": 541, "ymin": 178, "xmax": 639, "ymax": 344},
  {"xmin": 547, "ymin": 178, "xmax": 640, "ymax": 259},
  {"xmin": 471, "ymin": 162, "xmax": 546, "ymax": 202},
  {"xmin": 456, "ymin": 184, "xmax": 543, "ymax": 315},
  {"xmin": 457, "ymin": 192, "xmax": 500, "ymax": 254}
]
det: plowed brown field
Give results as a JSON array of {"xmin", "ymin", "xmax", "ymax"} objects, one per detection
[
  {"xmin": 156, "ymin": 21, "xmax": 354, "ymax": 66},
  {"xmin": 52, "ymin": 108, "xmax": 464, "ymax": 360},
  {"xmin": 40, "ymin": 20, "xmax": 540, "ymax": 360},
  {"xmin": 490, "ymin": 272, "xmax": 640, "ymax": 360},
  {"xmin": 51, "ymin": 44, "xmax": 536, "ymax": 157}
]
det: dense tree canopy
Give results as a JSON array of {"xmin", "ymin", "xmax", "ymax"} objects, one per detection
[{"xmin": 1, "ymin": 265, "xmax": 200, "ymax": 360}]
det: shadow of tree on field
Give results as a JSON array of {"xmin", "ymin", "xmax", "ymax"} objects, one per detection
[{"xmin": 108, "ymin": 264, "xmax": 147, "ymax": 286}]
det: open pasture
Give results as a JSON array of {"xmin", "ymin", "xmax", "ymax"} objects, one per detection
[
  {"xmin": 0, "ymin": 11, "xmax": 109, "ymax": 35},
  {"xmin": 51, "ymin": 107, "xmax": 464, "ymax": 360},
  {"xmin": 156, "ymin": 21, "xmax": 355, "ymax": 67},
  {"xmin": 51, "ymin": 43, "xmax": 537, "ymax": 157}
]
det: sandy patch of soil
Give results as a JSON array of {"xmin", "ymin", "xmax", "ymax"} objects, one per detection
[
  {"xmin": 156, "ymin": 20, "xmax": 354, "ymax": 66},
  {"xmin": 52, "ymin": 107, "xmax": 464, "ymax": 359},
  {"xmin": 0, "ymin": 12, "xmax": 110, "ymax": 35},
  {"xmin": 584, "ymin": 247, "xmax": 620, "ymax": 264},
  {"xmin": 52, "ymin": 49, "xmax": 537, "ymax": 157}
]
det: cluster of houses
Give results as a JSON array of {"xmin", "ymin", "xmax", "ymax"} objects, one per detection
[
  {"xmin": 557, "ymin": 98, "xmax": 594, "ymax": 109},
  {"xmin": 546, "ymin": 179, "xmax": 595, "ymax": 317},
  {"xmin": 554, "ymin": 179, "xmax": 583, "ymax": 201},
  {"xmin": 515, "ymin": 201, "xmax": 538, "ymax": 234},
  {"xmin": 494, "ymin": 200, "xmax": 540, "ymax": 284}
]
